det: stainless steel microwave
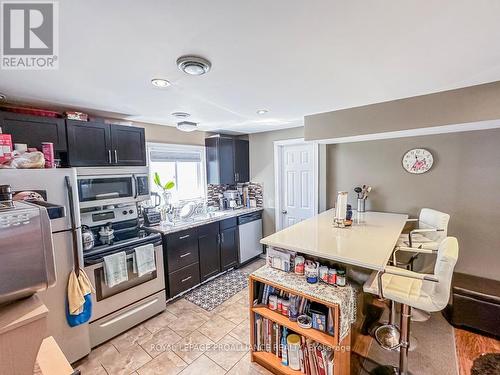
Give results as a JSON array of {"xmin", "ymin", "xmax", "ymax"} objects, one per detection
[{"xmin": 76, "ymin": 167, "xmax": 150, "ymax": 208}]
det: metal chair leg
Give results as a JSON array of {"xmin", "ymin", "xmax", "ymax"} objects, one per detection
[{"xmin": 399, "ymin": 304, "xmax": 412, "ymax": 375}]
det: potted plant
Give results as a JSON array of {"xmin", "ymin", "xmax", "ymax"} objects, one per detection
[{"xmin": 153, "ymin": 172, "xmax": 175, "ymax": 221}]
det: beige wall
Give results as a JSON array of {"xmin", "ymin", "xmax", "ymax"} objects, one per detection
[
  {"xmin": 326, "ymin": 128, "xmax": 500, "ymax": 280},
  {"xmin": 305, "ymin": 80, "xmax": 500, "ymax": 140},
  {"xmin": 135, "ymin": 121, "xmax": 207, "ymax": 145},
  {"xmin": 248, "ymin": 127, "xmax": 304, "ymax": 236}
]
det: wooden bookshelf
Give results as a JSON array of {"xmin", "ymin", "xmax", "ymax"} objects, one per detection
[
  {"xmin": 252, "ymin": 352, "xmax": 303, "ymax": 375},
  {"xmin": 249, "ymin": 272, "xmax": 351, "ymax": 375},
  {"xmin": 252, "ymin": 306, "xmax": 335, "ymax": 347}
]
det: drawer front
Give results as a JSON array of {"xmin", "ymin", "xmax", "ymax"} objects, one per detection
[
  {"xmin": 89, "ymin": 291, "xmax": 166, "ymax": 348},
  {"xmin": 220, "ymin": 217, "xmax": 237, "ymax": 230},
  {"xmin": 168, "ymin": 262, "xmax": 200, "ymax": 297},
  {"xmin": 166, "ymin": 229, "xmax": 199, "ymax": 272}
]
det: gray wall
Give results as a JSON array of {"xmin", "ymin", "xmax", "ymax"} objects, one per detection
[
  {"xmin": 249, "ymin": 127, "xmax": 304, "ymax": 236},
  {"xmin": 305, "ymin": 80, "xmax": 500, "ymax": 140},
  {"xmin": 327, "ymin": 128, "xmax": 500, "ymax": 280}
]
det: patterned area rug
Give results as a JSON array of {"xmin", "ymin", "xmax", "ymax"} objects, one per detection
[{"xmin": 184, "ymin": 269, "xmax": 249, "ymax": 311}]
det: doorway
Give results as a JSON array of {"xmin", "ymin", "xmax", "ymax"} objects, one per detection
[{"xmin": 274, "ymin": 139, "xmax": 319, "ymax": 231}]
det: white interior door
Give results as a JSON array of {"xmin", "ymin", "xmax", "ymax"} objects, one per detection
[{"xmin": 278, "ymin": 142, "xmax": 317, "ymax": 230}]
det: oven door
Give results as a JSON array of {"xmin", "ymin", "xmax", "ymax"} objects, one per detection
[
  {"xmin": 85, "ymin": 243, "xmax": 165, "ymax": 321},
  {"xmin": 78, "ymin": 175, "xmax": 136, "ymax": 208}
]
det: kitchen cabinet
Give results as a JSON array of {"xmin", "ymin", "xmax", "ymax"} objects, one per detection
[
  {"xmin": 164, "ymin": 228, "xmax": 200, "ymax": 298},
  {"xmin": 66, "ymin": 120, "xmax": 146, "ymax": 167},
  {"xmin": 66, "ymin": 120, "xmax": 111, "ymax": 166},
  {"xmin": 0, "ymin": 111, "xmax": 67, "ymax": 152},
  {"xmin": 110, "ymin": 124, "xmax": 146, "ymax": 166},
  {"xmin": 165, "ymin": 229, "xmax": 199, "ymax": 273},
  {"xmin": 234, "ymin": 139, "xmax": 249, "ymax": 183},
  {"xmin": 205, "ymin": 136, "xmax": 249, "ymax": 184},
  {"xmin": 198, "ymin": 222, "xmax": 221, "ymax": 281},
  {"xmin": 168, "ymin": 263, "xmax": 200, "ymax": 298},
  {"xmin": 220, "ymin": 218, "xmax": 239, "ymax": 271}
]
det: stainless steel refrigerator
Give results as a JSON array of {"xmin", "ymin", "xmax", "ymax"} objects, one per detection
[{"xmin": 2, "ymin": 168, "xmax": 91, "ymax": 363}]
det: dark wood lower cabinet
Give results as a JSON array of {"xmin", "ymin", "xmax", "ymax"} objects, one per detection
[
  {"xmin": 168, "ymin": 262, "xmax": 200, "ymax": 298},
  {"xmin": 198, "ymin": 223, "xmax": 221, "ymax": 282},
  {"xmin": 220, "ymin": 225, "xmax": 239, "ymax": 271},
  {"xmin": 163, "ymin": 217, "xmax": 241, "ymax": 299}
]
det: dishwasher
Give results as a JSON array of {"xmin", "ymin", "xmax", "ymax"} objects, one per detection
[{"xmin": 238, "ymin": 211, "xmax": 263, "ymax": 264}]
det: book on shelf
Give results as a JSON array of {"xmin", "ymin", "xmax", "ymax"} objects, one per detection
[{"xmin": 254, "ymin": 313, "xmax": 334, "ymax": 375}]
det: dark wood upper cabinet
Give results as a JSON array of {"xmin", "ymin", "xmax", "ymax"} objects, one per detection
[
  {"xmin": 66, "ymin": 120, "xmax": 112, "ymax": 167},
  {"xmin": 66, "ymin": 120, "xmax": 146, "ymax": 167},
  {"xmin": 234, "ymin": 139, "xmax": 249, "ymax": 183},
  {"xmin": 0, "ymin": 111, "xmax": 66, "ymax": 152},
  {"xmin": 110, "ymin": 125, "xmax": 146, "ymax": 166},
  {"xmin": 205, "ymin": 136, "xmax": 249, "ymax": 185}
]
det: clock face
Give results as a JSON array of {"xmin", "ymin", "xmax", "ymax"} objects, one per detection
[{"xmin": 402, "ymin": 148, "xmax": 433, "ymax": 174}]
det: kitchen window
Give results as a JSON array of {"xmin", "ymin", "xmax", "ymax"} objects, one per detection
[{"xmin": 147, "ymin": 143, "xmax": 206, "ymax": 202}]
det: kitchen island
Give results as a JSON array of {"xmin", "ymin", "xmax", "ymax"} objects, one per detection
[{"xmin": 250, "ymin": 209, "xmax": 408, "ymax": 374}]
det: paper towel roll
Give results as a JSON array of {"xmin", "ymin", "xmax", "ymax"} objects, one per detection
[{"xmin": 335, "ymin": 191, "xmax": 348, "ymax": 220}]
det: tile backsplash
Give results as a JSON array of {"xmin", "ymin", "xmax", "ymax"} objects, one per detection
[{"xmin": 207, "ymin": 182, "xmax": 263, "ymax": 208}]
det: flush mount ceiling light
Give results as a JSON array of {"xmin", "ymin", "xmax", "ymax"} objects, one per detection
[
  {"xmin": 177, "ymin": 121, "xmax": 198, "ymax": 132},
  {"xmin": 171, "ymin": 112, "xmax": 191, "ymax": 118},
  {"xmin": 177, "ymin": 55, "xmax": 211, "ymax": 76},
  {"xmin": 256, "ymin": 109, "xmax": 269, "ymax": 115},
  {"xmin": 0, "ymin": 93, "xmax": 6, "ymax": 101},
  {"xmin": 151, "ymin": 78, "xmax": 171, "ymax": 88}
]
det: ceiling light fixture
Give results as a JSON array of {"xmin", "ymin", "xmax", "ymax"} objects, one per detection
[
  {"xmin": 177, "ymin": 55, "xmax": 211, "ymax": 76},
  {"xmin": 177, "ymin": 121, "xmax": 198, "ymax": 132},
  {"xmin": 171, "ymin": 112, "xmax": 191, "ymax": 119},
  {"xmin": 256, "ymin": 109, "xmax": 269, "ymax": 115},
  {"xmin": 151, "ymin": 78, "xmax": 171, "ymax": 88},
  {"xmin": 0, "ymin": 93, "xmax": 6, "ymax": 101}
]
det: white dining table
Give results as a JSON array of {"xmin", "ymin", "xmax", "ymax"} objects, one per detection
[{"xmin": 260, "ymin": 209, "xmax": 408, "ymax": 271}]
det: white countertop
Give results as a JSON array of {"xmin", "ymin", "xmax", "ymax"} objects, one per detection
[
  {"xmin": 260, "ymin": 209, "xmax": 408, "ymax": 271},
  {"xmin": 147, "ymin": 207, "xmax": 263, "ymax": 235}
]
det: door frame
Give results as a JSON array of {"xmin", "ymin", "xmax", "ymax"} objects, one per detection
[{"xmin": 273, "ymin": 138, "xmax": 319, "ymax": 231}]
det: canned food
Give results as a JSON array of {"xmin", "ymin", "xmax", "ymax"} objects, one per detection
[
  {"xmin": 319, "ymin": 266, "xmax": 329, "ymax": 283},
  {"xmin": 328, "ymin": 268, "xmax": 337, "ymax": 285},
  {"xmin": 294, "ymin": 256, "xmax": 305, "ymax": 275},
  {"xmin": 268, "ymin": 295, "xmax": 278, "ymax": 310}
]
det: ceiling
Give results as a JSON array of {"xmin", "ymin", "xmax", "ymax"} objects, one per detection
[{"xmin": 1, "ymin": 1, "xmax": 500, "ymax": 134}]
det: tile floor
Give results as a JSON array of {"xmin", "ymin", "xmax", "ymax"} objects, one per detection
[{"xmin": 75, "ymin": 258, "xmax": 270, "ymax": 375}]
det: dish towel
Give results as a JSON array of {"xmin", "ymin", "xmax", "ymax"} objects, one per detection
[
  {"xmin": 66, "ymin": 269, "xmax": 94, "ymax": 326},
  {"xmin": 132, "ymin": 243, "xmax": 156, "ymax": 277},
  {"xmin": 103, "ymin": 251, "xmax": 128, "ymax": 287}
]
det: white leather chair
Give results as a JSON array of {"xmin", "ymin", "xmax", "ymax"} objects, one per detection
[
  {"xmin": 396, "ymin": 208, "xmax": 450, "ymax": 257},
  {"xmin": 364, "ymin": 237, "xmax": 459, "ymax": 375}
]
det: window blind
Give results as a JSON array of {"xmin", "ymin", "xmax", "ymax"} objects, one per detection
[{"xmin": 149, "ymin": 149, "xmax": 202, "ymax": 163}]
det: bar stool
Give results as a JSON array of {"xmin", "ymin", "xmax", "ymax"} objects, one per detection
[
  {"xmin": 363, "ymin": 237, "xmax": 459, "ymax": 375},
  {"xmin": 395, "ymin": 208, "xmax": 450, "ymax": 271}
]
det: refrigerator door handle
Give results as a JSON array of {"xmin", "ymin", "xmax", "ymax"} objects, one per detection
[{"xmin": 65, "ymin": 176, "xmax": 81, "ymax": 276}]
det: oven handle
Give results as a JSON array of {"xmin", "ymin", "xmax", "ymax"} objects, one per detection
[
  {"xmin": 132, "ymin": 174, "xmax": 138, "ymax": 199},
  {"xmin": 84, "ymin": 240, "xmax": 162, "ymax": 266}
]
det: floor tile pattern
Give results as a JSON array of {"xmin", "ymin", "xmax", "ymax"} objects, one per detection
[{"xmin": 75, "ymin": 258, "xmax": 269, "ymax": 375}]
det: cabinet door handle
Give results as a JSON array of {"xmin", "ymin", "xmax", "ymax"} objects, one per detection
[
  {"xmin": 179, "ymin": 234, "xmax": 190, "ymax": 240},
  {"xmin": 108, "ymin": 150, "xmax": 112, "ymax": 164},
  {"xmin": 217, "ymin": 233, "xmax": 221, "ymax": 245},
  {"xmin": 181, "ymin": 276, "xmax": 192, "ymax": 283},
  {"xmin": 179, "ymin": 252, "xmax": 191, "ymax": 258},
  {"xmin": 114, "ymin": 149, "xmax": 118, "ymax": 163},
  {"xmin": 221, "ymin": 233, "xmax": 224, "ymax": 243}
]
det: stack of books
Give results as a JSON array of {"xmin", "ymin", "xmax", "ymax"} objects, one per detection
[{"xmin": 254, "ymin": 314, "xmax": 334, "ymax": 375}]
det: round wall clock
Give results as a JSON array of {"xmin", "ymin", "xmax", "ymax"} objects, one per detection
[{"xmin": 402, "ymin": 148, "xmax": 434, "ymax": 174}]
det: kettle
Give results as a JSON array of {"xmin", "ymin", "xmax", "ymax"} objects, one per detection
[{"xmin": 82, "ymin": 225, "xmax": 95, "ymax": 251}]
